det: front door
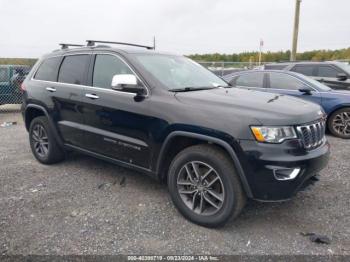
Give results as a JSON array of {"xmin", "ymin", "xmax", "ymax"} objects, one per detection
[
  {"xmin": 81, "ymin": 53, "xmax": 152, "ymax": 169},
  {"xmin": 266, "ymin": 72, "xmax": 322, "ymax": 106},
  {"xmin": 314, "ymin": 65, "xmax": 350, "ymax": 90}
]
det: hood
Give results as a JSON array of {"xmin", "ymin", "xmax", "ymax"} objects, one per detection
[
  {"xmin": 175, "ymin": 88, "xmax": 324, "ymax": 125},
  {"xmin": 329, "ymin": 89, "xmax": 350, "ymax": 97}
]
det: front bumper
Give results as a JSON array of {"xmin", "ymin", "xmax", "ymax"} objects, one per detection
[{"xmin": 238, "ymin": 138, "xmax": 330, "ymax": 201}]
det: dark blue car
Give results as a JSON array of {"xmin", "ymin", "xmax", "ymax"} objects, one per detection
[{"xmin": 224, "ymin": 70, "xmax": 350, "ymax": 139}]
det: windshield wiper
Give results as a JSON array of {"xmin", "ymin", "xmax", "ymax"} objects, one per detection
[{"xmin": 169, "ymin": 86, "xmax": 218, "ymax": 92}]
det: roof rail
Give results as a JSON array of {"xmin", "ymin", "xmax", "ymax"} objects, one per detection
[
  {"xmin": 59, "ymin": 43, "xmax": 85, "ymax": 50},
  {"xmin": 86, "ymin": 40, "xmax": 154, "ymax": 50}
]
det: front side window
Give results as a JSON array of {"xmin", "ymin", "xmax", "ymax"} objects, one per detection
[
  {"xmin": 58, "ymin": 55, "xmax": 89, "ymax": 85},
  {"xmin": 0, "ymin": 68, "xmax": 8, "ymax": 82},
  {"xmin": 269, "ymin": 73, "xmax": 304, "ymax": 90},
  {"xmin": 34, "ymin": 57, "xmax": 61, "ymax": 81},
  {"xmin": 134, "ymin": 54, "xmax": 228, "ymax": 90},
  {"xmin": 93, "ymin": 54, "xmax": 133, "ymax": 89},
  {"xmin": 291, "ymin": 65, "xmax": 315, "ymax": 76},
  {"xmin": 317, "ymin": 66, "xmax": 340, "ymax": 78},
  {"xmin": 236, "ymin": 72, "xmax": 264, "ymax": 88}
]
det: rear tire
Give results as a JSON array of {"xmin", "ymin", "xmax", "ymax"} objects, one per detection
[
  {"xmin": 167, "ymin": 144, "xmax": 246, "ymax": 227},
  {"xmin": 29, "ymin": 116, "xmax": 65, "ymax": 164},
  {"xmin": 327, "ymin": 108, "xmax": 350, "ymax": 139}
]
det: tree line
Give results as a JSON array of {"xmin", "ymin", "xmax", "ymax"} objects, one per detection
[
  {"xmin": 188, "ymin": 47, "xmax": 350, "ymax": 62},
  {"xmin": 0, "ymin": 47, "xmax": 349, "ymax": 66}
]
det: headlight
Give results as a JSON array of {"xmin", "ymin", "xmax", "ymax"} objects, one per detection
[{"xmin": 251, "ymin": 126, "xmax": 297, "ymax": 143}]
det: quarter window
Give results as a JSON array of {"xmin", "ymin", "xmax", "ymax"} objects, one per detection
[
  {"xmin": 317, "ymin": 66, "xmax": 339, "ymax": 78},
  {"xmin": 34, "ymin": 57, "xmax": 62, "ymax": 82},
  {"xmin": 236, "ymin": 72, "xmax": 264, "ymax": 88},
  {"xmin": 269, "ymin": 73, "xmax": 304, "ymax": 90},
  {"xmin": 93, "ymin": 54, "xmax": 133, "ymax": 89},
  {"xmin": 58, "ymin": 55, "xmax": 89, "ymax": 85},
  {"xmin": 291, "ymin": 65, "xmax": 315, "ymax": 76}
]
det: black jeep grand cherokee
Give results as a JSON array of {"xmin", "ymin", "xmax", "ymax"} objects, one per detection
[{"xmin": 22, "ymin": 41, "xmax": 330, "ymax": 227}]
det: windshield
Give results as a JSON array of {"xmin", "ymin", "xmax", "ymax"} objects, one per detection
[
  {"xmin": 298, "ymin": 74, "xmax": 332, "ymax": 91},
  {"xmin": 134, "ymin": 54, "xmax": 228, "ymax": 90}
]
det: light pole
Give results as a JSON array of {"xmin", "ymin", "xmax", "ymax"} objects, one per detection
[{"xmin": 290, "ymin": 0, "xmax": 302, "ymax": 61}]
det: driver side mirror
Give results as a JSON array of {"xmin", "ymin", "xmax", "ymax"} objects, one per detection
[
  {"xmin": 111, "ymin": 74, "xmax": 145, "ymax": 95},
  {"xmin": 298, "ymin": 87, "xmax": 313, "ymax": 95},
  {"xmin": 336, "ymin": 73, "xmax": 348, "ymax": 81}
]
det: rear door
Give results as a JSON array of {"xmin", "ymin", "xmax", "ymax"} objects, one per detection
[
  {"xmin": 80, "ymin": 52, "xmax": 152, "ymax": 169},
  {"xmin": 266, "ymin": 72, "xmax": 322, "ymax": 105},
  {"xmin": 290, "ymin": 64, "xmax": 316, "ymax": 78},
  {"xmin": 230, "ymin": 71, "xmax": 267, "ymax": 91},
  {"xmin": 32, "ymin": 54, "xmax": 90, "ymax": 148}
]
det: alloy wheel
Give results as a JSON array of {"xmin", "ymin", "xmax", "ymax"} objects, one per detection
[
  {"xmin": 32, "ymin": 124, "xmax": 49, "ymax": 158},
  {"xmin": 177, "ymin": 161, "xmax": 225, "ymax": 216},
  {"xmin": 332, "ymin": 111, "xmax": 350, "ymax": 136}
]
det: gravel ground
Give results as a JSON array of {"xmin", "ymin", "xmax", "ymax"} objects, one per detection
[{"xmin": 0, "ymin": 111, "xmax": 349, "ymax": 256}]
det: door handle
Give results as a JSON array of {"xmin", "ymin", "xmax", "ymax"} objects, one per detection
[
  {"xmin": 46, "ymin": 87, "xmax": 56, "ymax": 92},
  {"xmin": 85, "ymin": 93, "xmax": 99, "ymax": 99}
]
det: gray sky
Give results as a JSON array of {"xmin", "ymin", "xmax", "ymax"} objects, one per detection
[{"xmin": 1, "ymin": 0, "xmax": 349, "ymax": 58}]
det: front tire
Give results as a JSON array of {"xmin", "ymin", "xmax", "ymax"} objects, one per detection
[
  {"xmin": 29, "ymin": 116, "xmax": 65, "ymax": 164},
  {"xmin": 167, "ymin": 144, "xmax": 246, "ymax": 227},
  {"xmin": 328, "ymin": 108, "xmax": 350, "ymax": 139}
]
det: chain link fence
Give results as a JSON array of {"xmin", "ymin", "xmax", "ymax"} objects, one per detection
[
  {"xmin": 0, "ymin": 65, "xmax": 31, "ymax": 113},
  {"xmin": 197, "ymin": 61, "xmax": 269, "ymax": 77}
]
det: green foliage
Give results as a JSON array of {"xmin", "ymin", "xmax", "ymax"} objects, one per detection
[
  {"xmin": 0, "ymin": 58, "xmax": 37, "ymax": 66},
  {"xmin": 188, "ymin": 47, "xmax": 350, "ymax": 62}
]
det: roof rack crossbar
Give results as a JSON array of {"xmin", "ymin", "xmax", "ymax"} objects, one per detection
[
  {"xmin": 86, "ymin": 40, "xmax": 154, "ymax": 50},
  {"xmin": 59, "ymin": 43, "xmax": 85, "ymax": 50}
]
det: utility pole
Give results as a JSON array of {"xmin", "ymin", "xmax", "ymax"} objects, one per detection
[
  {"xmin": 290, "ymin": 0, "xmax": 302, "ymax": 61},
  {"xmin": 258, "ymin": 39, "xmax": 263, "ymax": 66},
  {"xmin": 153, "ymin": 36, "xmax": 156, "ymax": 50}
]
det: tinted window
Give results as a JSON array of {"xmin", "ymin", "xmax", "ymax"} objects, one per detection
[
  {"xmin": 0, "ymin": 68, "xmax": 8, "ymax": 82},
  {"xmin": 93, "ymin": 54, "xmax": 133, "ymax": 89},
  {"xmin": 269, "ymin": 73, "xmax": 304, "ymax": 90},
  {"xmin": 318, "ymin": 66, "xmax": 340, "ymax": 78},
  {"xmin": 34, "ymin": 57, "xmax": 61, "ymax": 81},
  {"xmin": 235, "ymin": 72, "xmax": 264, "ymax": 87},
  {"xmin": 58, "ymin": 55, "xmax": 89, "ymax": 85},
  {"xmin": 291, "ymin": 65, "xmax": 314, "ymax": 76}
]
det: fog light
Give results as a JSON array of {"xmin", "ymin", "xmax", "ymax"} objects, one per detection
[
  {"xmin": 273, "ymin": 168, "xmax": 301, "ymax": 181},
  {"xmin": 266, "ymin": 166, "xmax": 301, "ymax": 181}
]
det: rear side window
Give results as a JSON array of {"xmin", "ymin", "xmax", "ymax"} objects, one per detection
[
  {"xmin": 58, "ymin": 55, "xmax": 89, "ymax": 85},
  {"xmin": 264, "ymin": 64, "xmax": 287, "ymax": 70},
  {"xmin": 93, "ymin": 54, "xmax": 133, "ymax": 89},
  {"xmin": 236, "ymin": 72, "xmax": 264, "ymax": 88},
  {"xmin": 34, "ymin": 57, "xmax": 61, "ymax": 81},
  {"xmin": 291, "ymin": 65, "xmax": 315, "ymax": 76},
  {"xmin": 317, "ymin": 66, "xmax": 340, "ymax": 78}
]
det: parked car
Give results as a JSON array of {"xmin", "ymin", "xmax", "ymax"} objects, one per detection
[
  {"xmin": 0, "ymin": 65, "xmax": 30, "ymax": 105},
  {"xmin": 263, "ymin": 61, "xmax": 350, "ymax": 90},
  {"xmin": 224, "ymin": 70, "xmax": 350, "ymax": 139},
  {"xmin": 21, "ymin": 41, "xmax": 329, "ymax": 227}
]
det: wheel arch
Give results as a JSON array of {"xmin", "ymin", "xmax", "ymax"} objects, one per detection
[
  {"xmin": 24, "ymin": 104, "xmax": 64, "ymax": 147},
  {"xmin": 156, "ymin": 131, "xmax": 253, "ymax": 198},
  {"xmin": 327, "ymin": 104, "xmax": 350, "ymax": 117}
]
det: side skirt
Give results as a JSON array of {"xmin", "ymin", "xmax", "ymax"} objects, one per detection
[{"xmin": 64, "ymin": 144, "xmax": 157, "ymax": 179}]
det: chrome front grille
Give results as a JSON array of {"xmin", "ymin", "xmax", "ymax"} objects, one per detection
[{"xmin": 296, "ymin": 120, "xmax": 326, "ymax": 150}]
